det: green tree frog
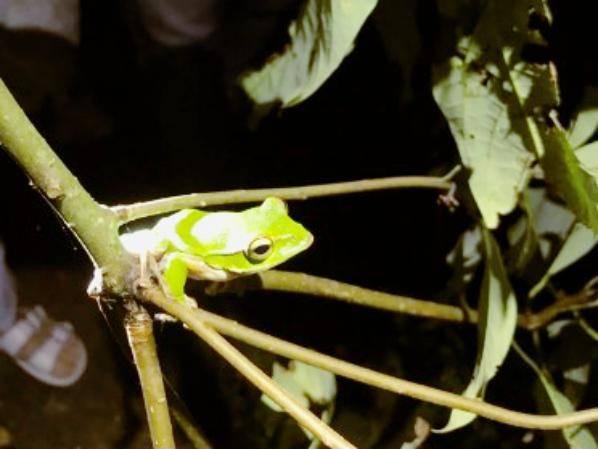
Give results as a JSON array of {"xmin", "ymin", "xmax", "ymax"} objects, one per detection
[{"xmin": 120, "ymin": 198, "xmax": 313, "ymax": 303}]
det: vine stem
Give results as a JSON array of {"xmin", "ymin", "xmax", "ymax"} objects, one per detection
[
  {"xmin": 113, "ymin": 167, "xmax": 460, "ymax": 223},
  {"xmin": 144, "ymin": 287, "xmax": 598, "ymax": 430},
  {"xmin": 125, "ymin": 302, "xmax": 176, "ymax": 449}
]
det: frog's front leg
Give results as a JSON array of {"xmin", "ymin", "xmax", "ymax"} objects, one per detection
[
  {"xmin": 128, "ymin": 250, "xmax": 155, "ymax": 295},
  {"xmin": 159, "ymin": 252, "xmax": 192, "ymax": 305},
  {"xmin": 159, "ymin": 252, "xmax": 231, "ymax": 307}
]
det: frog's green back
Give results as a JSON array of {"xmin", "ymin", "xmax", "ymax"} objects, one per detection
[{"xmin": 156, "ymin": 198, "xmax": 312, "ymax": 274}]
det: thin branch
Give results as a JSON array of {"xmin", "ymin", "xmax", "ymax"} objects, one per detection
[
  {"xmin": 141, "ymin": 288, "xmax": 356, "ymax": 449},
  {"xmin": 233, "ymin": 270, "xmax": 470, "ymax": 322},
  {"xmin": 211, "ymin": 270, "xmax": 597, "ymax": 331},
  {"xmin": 522, "ymin": 282, "xmax": 598, "ymax": 330},
  {"xmin": 143, "ymin": 289, "xmax": 598, "ymax": 430},
  {"xmin": 577, "ymin": 315, "xmax": 598, "ymax": 341},
  {"xmin": 171, "ymin": 406, "xmax": 213, "ymax": 449},
  {"xmin": 113, "ymin": 167, "xmax": 460, "ymax": 223},
  {"xmin": 0, "ymin": 79, "xmax": 130, "ymax": 293},
  {"xmin": 125, "ymin": 302, "xmax": 176, "ymax": 449}
]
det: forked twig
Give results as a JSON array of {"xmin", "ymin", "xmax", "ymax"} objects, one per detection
[{"xmin": 141, "ymin": 288, "xmax": 356, "ymax": 449}]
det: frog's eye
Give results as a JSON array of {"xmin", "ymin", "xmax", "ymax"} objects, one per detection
[{"xmin": 245, "ymin": 236, "xmax": 274, "ymax": 263}]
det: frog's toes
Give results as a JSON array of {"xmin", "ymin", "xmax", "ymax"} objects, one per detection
[
  {"xmin": 131, "ymin": 276, "xmax": 152, "ymax": 293},
  {"xmin": 154, "ymin": 313, "xmax": 178, "ymax": 323}
]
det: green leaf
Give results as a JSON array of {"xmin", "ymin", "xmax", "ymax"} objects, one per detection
[
  {"xmin": 288, "ymin": 360, "xmax": 337, "ymax": 405},
  {"xmin": 576, "ymin": 141, "xmax": 598, "ymax": 180},
  {"xmin": 525, "ymin": 188, "xmax": 575, "ymax": 253},
  {"xmin": 432, "ymin": 0, "xmax": 557, "ymax": 228},
  {"xmin": 432, "ymin": 47, "xmax": 533, "ymax": 229},
  {"xmin": 562, "ymin": 364, "xmax": 591, "ymax": 409},
  {"xmin": 506, "ymin": 191, "xmax": 541, "ymax": 275},
  {"xmin": 446, "ymin": 226, "xmax": 483, "ymax": 289},
  {"xmin": 543, "ymin": 223, "xmax": 597, "ymax": 276},
  {"xmin": 262, "ymin": 361, "xmax": 336, "ymax": 412},
  {"xmin": 435, "ymin": 1, "xmax": 598, "ymax": 231},
  {"xmin": 506, "ymin": 187, "xmax": 575, "ymax": 280},
  {"xmin": 529, "ymin": 222, "xmax": 598, "ymax": 298},
  {"xmin": 568, "ymin": 87, "xmax": 598, "ymax": 149},
  {"xmin": 538, "ymin": 381, "xmax": 598, "ymax": 449},
  {"xmin": 518, "ymin": 345, "xmax": 598, "ymax": 449},
  {"xmin": 540, "ymin": 124, "xmax": 598, "ymax": 232},
  {"xmin": 241, "ymin": 0, "xmax": 377, "ymax": 110},
  {"xmin": 262, "ymin": 361, "xmax": 336, "ymax": 444},
  {"xmin": 435, "ymin": 228, "xmax": 518, "ymax": 432},
  {"xmin": 400, "ymin": 418, "xmax": 430, "ymax": 449}
]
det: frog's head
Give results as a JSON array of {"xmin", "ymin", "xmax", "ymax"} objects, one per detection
[{"xmin": 196, "ymin": 197, "xmax": 313, "ymax": 275}]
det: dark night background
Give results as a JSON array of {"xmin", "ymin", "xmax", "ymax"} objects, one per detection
[{"xmin": 0, "ymin": 1, "xmax": 596, "ymax": 448}]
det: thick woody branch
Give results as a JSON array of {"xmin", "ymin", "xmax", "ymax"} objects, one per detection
[{"xmin": 0, "ymin": 79, "xmax": 130, "ymax": 293}]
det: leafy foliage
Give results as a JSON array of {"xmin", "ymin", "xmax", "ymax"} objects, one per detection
[
  {"xmin": 239, "ymin": 0, "xmax": 598, "ymax": 444},
  {"xmin": 518, "ymin": 345, "xmax": 598, "ymax": 449},
  {"xmin": 433, "ymin": 0, "xmax": 598, "ymax": 232},
  {"xmin": 433, "ymin": 0, "xmax": 551, "ymax": 229},
  {"xmin": 241, "ymin": 0, "xmax": 377, "ymax": 110}
]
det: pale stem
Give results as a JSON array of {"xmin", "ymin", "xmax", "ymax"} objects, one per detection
[
  {"xmin": 125, "ymin": 303, "xmax": 176, "ymax": 449},
  {"xmin": 248, "ymin": 270, "xmax": 468, "ymax": 322},
  {"xmin": 143, "ymin": 287, "xmax": 598, "ymax": 430},
  {"xmin": 214, "ymin": 270, "xmax": 593, "ymax": 331},
  {"xmin": 113, "ymin": 167, "xmax": 460, "ymax": 222}
]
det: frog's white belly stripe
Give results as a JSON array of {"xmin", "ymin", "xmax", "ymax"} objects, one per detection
[
  {"xmin": 120, "ymin": 230, "xmax": 160, "ymax": 255},
  {"xmin": 172, "ymin": 254, "xmax": 237, "ymax": 282}
]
